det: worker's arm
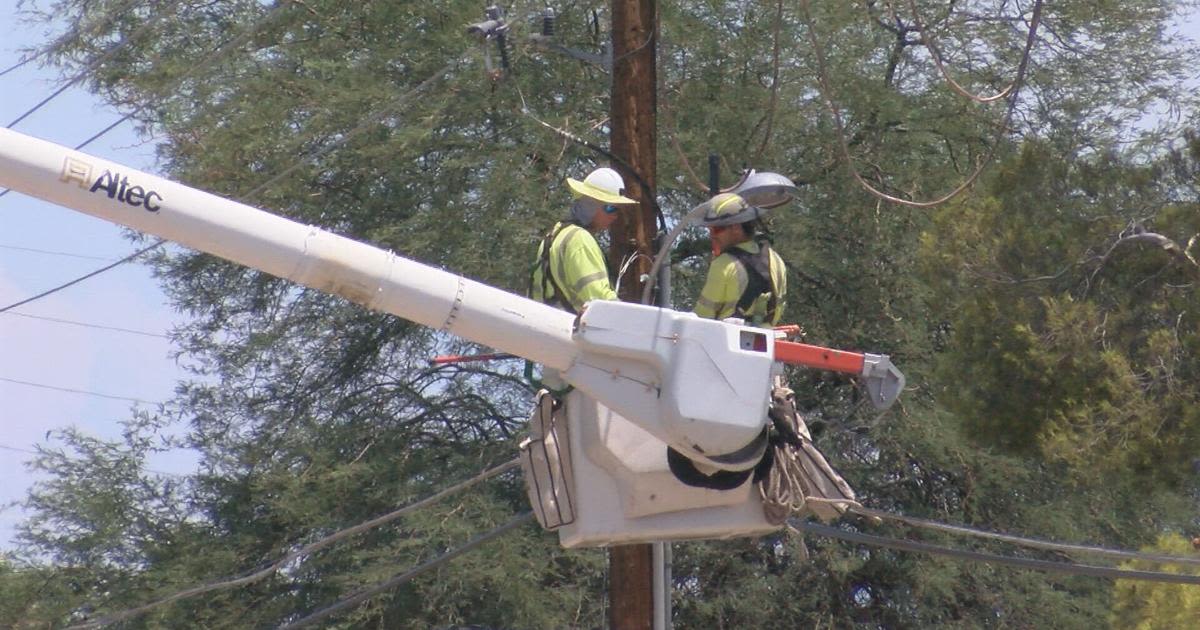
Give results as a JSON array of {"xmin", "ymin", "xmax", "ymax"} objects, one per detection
[{"xmin": 694, "ymin": 255, "xmax": 746, "ymax": 320}]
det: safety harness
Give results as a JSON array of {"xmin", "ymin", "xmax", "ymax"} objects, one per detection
[
  {"xmin": 529, "ymin": 220, "xmax": 582, "ymax": 315},
  {"xmin": 723, "ymin": 236, "xmax": 781, "ymax": 326}
]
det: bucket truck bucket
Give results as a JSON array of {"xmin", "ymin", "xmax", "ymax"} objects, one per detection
[{"xmin": 520, "ymin": 389, "xmax": 779, "ymax": 547}]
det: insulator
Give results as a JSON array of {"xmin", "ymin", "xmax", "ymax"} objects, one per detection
[{"xmin": 542, "ymin": 7, "xmax": 555, "ymax": 37}]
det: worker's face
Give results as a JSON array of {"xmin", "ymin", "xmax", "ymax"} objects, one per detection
[
  {"xmin": 707, "ymin": 224, "xmax": 741, "ymax": 254},
  {"xmin": 590, "ymin": 200, "xmax": 622, "ymax": 232}
]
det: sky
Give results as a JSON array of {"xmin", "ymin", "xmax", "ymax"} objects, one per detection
[{"xmin": 0, "ymin": 0, "xmax": 194, "ymax": 549}]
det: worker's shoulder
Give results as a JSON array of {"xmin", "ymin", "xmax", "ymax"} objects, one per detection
[{"xmin": 552, "ymin": 222, "xmax": 597, "ymax": 249}]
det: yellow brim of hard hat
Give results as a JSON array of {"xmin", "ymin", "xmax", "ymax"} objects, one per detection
[{"xmin": 565, "ymin": 177, "xmax": 638, "ymax": 205}]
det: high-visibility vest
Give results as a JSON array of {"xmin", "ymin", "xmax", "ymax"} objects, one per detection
[
  {"xmin": 529, "ymin": 221, "xmax": 616, "ymax": 314},
  {"xmin": 694, "ymin": 238, "xmax": 787, "ymax": 326}
]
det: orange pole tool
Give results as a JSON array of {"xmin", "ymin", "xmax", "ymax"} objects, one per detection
[{"xmin": 773, "ymin": 340, "xmax": 865, "ymax": 375}]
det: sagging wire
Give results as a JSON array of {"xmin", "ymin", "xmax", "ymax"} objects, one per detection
[
  {"xmin": 513, "ymin": 84, "xmax": 666, "ymax": 233},
  {"xmin": 849, "ymin": 505, "xmax": 1200, "ymax": 568},
  {"xmin": 895, "ymin": 0, "xmax": 1014, "ymax": 103},
  {"xmin": 798, "ymin": 520, "xmax": 1200, "ymax": 585},
  {"xmin": 752, "ymin": 0, "xmax": 785, "ymax": 161},
  {"xmin": 280, "ymin": 512, "xmax": 535, "ymax": 629},
  {"xmin": 0, "ymin": 1, "xmax": 295, "ymax": 200},
  {"xmin": 5, "ymin": 0, "xmax": 188, "ymax": 129},
  {"xmin": 798, "ymin": 0, "xmax": 1044, "ymax": 209},
  {"xmin": 67, "ymin": 458, "xmax": 522, "ymax": 629}
]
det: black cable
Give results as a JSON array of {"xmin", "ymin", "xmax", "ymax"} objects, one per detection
[
  {"xmin": 2, "ymin": 311, "xmax": 169, "ymax": 338},
  {"xmin": 69, "ymin": 459, "xmax": 522, "ymax": 629},
  {"xmin": 5, "ymin": 0, "xmax": 181, "ymax": 129},
  {"xmin": 0, "ymin": 240, "xmax": 164, "ymax": 313},
  {"xmin": 0, "ymin": 243, "xmax": 114, "ymax": 260},
  {"xmin": 0, "ymin": 375, "xmax": 163, "ymax": 405},
  {"xmin": 280, "ymin": 512, "xmax": 535, "ymax": 629},
  {"xmin": 797, "ymin": 521, "xmax": 1200, "ymax": 585},
  {"xmin": 850, "ymin": 506, "xmax": 1200, "ymax": 568},
  {"xmin": 0, "ymin": 54, "xmax": 38, "ymax": 78}
]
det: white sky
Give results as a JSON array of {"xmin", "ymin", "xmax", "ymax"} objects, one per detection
[{"xmin": 0, "ymin": 0, "xmax": 193, "ymax": 549}]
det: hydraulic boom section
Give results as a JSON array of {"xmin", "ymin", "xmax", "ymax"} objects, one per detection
[{"xmin": 0, "ymin": 127, "xmax": 903, "ymax": 480}]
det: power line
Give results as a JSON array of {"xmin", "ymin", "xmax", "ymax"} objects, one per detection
[
  {"xmin": 0, "ymin": 0, "xmax": 291, "ymax": 199},
  {"xmin": 0, "ymin": 53, "xmax": 38, "ymax": 78},
  {"xmin": 0, "ymin": 114, "xmax": 134, "ymax": 200},
  {"xmin": 0, "ymin": 240, "xmax": 164, "ymax": 313},
  {"xmin": 4, "ymin": 0, "xmax": 181, "ymax": 129},
  {"xmin": 797, "ymin": 520, "xmax": 1200, "ymax": 585},
  {"xmin": 0, "ymin": 443, "xmax": 185, "ymax": 478},
  {"xmin": 0, "ymin": 375, "xmax": 164, "ymax": 405},
  {"xmin": 1, "ymin": 311, "xmax": 169, "ymax": 339},
  {"xmin": 1, "ymin": 55, "xmax": 459, "ymax": 301},
  {"xmin": 280, "ymin": 512, "xmax": 535, "ymax": 630},
  {"xmin": 0, "ymin": 243, "xmax": 116, "ymax": 261},
  {"xmin": 797, "ymin": 0, "xmax": 1044, "ymax": 209},
  {"xmin": 851, "ymin": 506, "xmax": 1200, "ymax": 568},
  {"xmin": 68, "ymin": 458, "xmax": 522, "ymax": 629}
]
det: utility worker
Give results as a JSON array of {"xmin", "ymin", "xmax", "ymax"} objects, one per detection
[
  {"xmin": 530, "ymin": 167, "xmax": 638, "ymax": 314},
  {"xmin": 694, "ymin": 192, "xmax": 787, "ymax": 327},
  {"xmin": 665, "ymin": 192, "xmax": 789, "ymax": 491}
]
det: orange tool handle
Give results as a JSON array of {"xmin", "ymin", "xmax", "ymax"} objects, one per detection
[
  {"xmin": 774, "ymin": 340, "xmax": 864, "ymax": 375},
  {"xmin": 773, "ymin": 324, "xmax": 802, "ymax": 338},
  {"xmin": 430, "ymin": 352, "xmax": 515, "ymax": 365}
]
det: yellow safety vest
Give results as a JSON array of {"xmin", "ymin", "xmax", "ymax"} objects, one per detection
[
  {"xmin": 694, "ymin": 239, "xmax": 787, "ymax": 326},
  {"xmin": 530, "ymin": 221, "xmax": 616, "ymax": 314}
]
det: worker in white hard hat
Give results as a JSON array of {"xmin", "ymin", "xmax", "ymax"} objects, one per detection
[
  {"xmin": 529, "ymin": 166, "xmax": 639, "ymax": 314},
  {"xmin": 693, "ymin": 192, "xmax": 787, "ymax": 327}
]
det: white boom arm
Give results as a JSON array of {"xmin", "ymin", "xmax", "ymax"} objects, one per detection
[
  {"xmin": 0, "ymin": 128, "xmax": 580, "ymax": 369},
  {"xmin": 0, "ymin": 128, "xmax": 781, "ymax": 471}
]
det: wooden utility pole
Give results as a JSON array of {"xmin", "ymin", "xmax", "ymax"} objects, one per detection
[{"xmin": 608, "ymin": 0, "xmax": 658, "ymax": 627}]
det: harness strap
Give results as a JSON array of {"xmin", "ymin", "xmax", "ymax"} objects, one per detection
[
  {"xmin": 529, "ymin": 221, "xmax": 581, "ymax": 315},
  {"xmin": 723, "ymin": 238, "xmax": 780, "ymax": 325}
]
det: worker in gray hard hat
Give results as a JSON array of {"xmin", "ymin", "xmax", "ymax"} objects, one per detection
[
  {"xmin": 693, "ymin": 192, "xmax": 787, "ymax": 327},
  {"xmin": 529, "ymin": 166, "xmax": 638, "ymax": 315}
]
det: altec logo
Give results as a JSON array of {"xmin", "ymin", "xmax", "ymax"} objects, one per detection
[{"xmin": 60, "ymin": 156, "xmax": 163, "ymax": 212}]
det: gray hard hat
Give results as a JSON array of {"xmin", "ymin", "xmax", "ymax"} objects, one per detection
[{"xmin": 696, "ymin": 193, "xmax": 764, "ymax": 227}]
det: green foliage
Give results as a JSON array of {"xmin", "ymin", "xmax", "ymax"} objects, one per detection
[
  {"xmin": 1110, "ymin": 534, "xmax": 1200, "ymax": 629},
  {"xmin": 6, "ymin": 0, "xmax": 1200, "ymax": 628},
  {"xmin": 921, "ymin": 142, "xmax": 1200, "ymax": 484}
]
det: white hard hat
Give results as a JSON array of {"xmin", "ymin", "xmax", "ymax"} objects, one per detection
[{"xmin": 565, "ymin": 167, "xmax": 638, "ymax": 205}]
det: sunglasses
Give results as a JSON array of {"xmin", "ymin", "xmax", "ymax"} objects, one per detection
[{"xmin": 602, "ymin": 204, "xmax": 620, "ymax": 214}]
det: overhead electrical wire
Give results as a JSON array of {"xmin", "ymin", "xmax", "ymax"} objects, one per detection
[
  {"xmin": 0, "ymin": 240, "xmax": 164, "ymax": 313},
  {"xmin": 0, "ymin": 243, "xmax": 116, "ymax": 260},
  {"xmin": 4, "ymin": 0, "xmax": 183, "ymax": 129},
  {"xmin": 797, "ymin": 520, "xmax": 1200, "ymax": 585},
  {"xmin": 797, "ymin": 0, "xmax": 1044, "ymax": 208},
  {"xmin": 0, "ymin": 53, "xmax": 38, "ymax": 78},
  {"xmin": 850, "ymin": 506, "xmax": 1200, "ymax": 568},
  {"xmin": 895, "ymin": 0, "xmax": 1014, "ymax": 103},
  {"xmin": 0, "ymin": 375, "xmax": 164, "ymax": 405},
  {"xmin": 2, "ymin": 311, "xmax": 169, "ymax": 338},
  {"xmin": 0, "ymin": 0, "xmax": 300, "ymax": 297},
  {"xmin": 66, "ymin": 458, "xmax": 521, "ymax": 629},
  {"xmin": 0, "ymin": 443, "xmax": 185, "ymax": 478},
  {"xmin": 280, "ymin": 512, "xmax": 535, "ymax": 630}
]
